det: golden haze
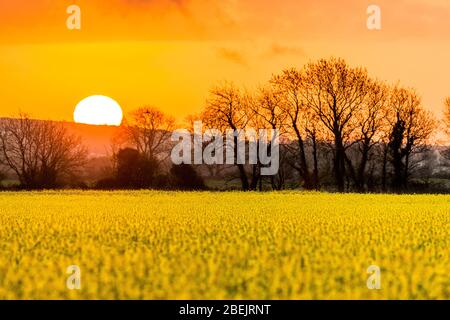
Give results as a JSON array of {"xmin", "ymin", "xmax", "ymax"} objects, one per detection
[{"xmin": 0, "ymin": 0, "xmax": 450, "ymax": 122}]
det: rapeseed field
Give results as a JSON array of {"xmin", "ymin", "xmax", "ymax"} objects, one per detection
[{"xmin": 0, "ymin": 191, "xmax": 448, "ymax": 299}]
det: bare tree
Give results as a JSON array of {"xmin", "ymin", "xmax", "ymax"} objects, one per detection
[
  {"xmin": 440, "ymin": 97, "xmax": 450, "ymax": 163},
  {"xmin": 387, "ymin": 86, "xmax": 436, "ymax": 191},
  {"xmin": 271, "ymin": 69, "xmax": 321, "ymax": 190},
  {"xmin": 0, "ymin": 114, "xmax": 86, "ymax": 188},
  {"xmin": 345, "ymin": 80, "xmax": 390, "ymax": 191},
  {"xmin": 201, "ymin": 82, "xmax": 254, "ymax": 190},
  {"xmin": 250, "ymin": 85, "xmax": 288, "ymax": 190},
  {"xmin": 444, "ymin": 97, "xmax": 450, "ymax": 137},
  {"xmin": 302, "ymin": 58, "xmax": 370, "ymax": 191},
  {"xmin": 195, "ymin": 58, "xmax": 440, "ymax": 193},
  {"xmin": 183, "ymin": 113, "xmax": 229, "ymax": 180},
  {"xmin": 121, "ymin": 106, "xmax": 176, "ymax": 164}
]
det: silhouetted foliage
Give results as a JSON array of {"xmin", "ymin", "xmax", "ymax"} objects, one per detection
[
  {"xmin": 95, "ymin": 177, "xmax": 118, "ymax": 190},
  {"xmin": 389, "ymin": 118, "xmax": 407, "ymax": 191},
  {"xmin": 153, "ymin": 174, "xmax": 171, "ymax": 189},
  {"xmin": 196, "ymin": 58, "xmax": 438, "ymax": 193},
  {"xmin": 0, "ymin": 170, "xmax": 5, "ymax": 186},
  {"xmin": 170, "ymin": 164, "xmax": 205, "ymax": 190},
  {"xmin": 116, "ymin": 148, "xmax": 158, "ymax": 189},
  {"xmin": 387, "ymin": 87, "xmax": 436, "ymax": 192}
]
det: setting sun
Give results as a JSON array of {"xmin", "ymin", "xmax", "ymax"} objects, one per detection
[{"xmin": 74, "ymin": 95, "xmax": 123, "ymax": 126}]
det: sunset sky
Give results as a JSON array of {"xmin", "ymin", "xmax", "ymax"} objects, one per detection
[{"xmin": 1, "ymin": 0, "xmax": 450, "ymax": 122}]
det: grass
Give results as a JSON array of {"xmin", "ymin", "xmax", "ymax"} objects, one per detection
[
  {"xmin": 0, "ymin": 190, "xmax": 449, "ymax": 299},
  {"xmin": 0, "ymin": 179, "xmax": 19, "ymax": 188}
]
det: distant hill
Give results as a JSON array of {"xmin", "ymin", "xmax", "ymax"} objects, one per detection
[
  {"xmin": 0, "ymin": 118, "xmax": 121, "ymax": 157},
  {"xmin": 64, "ymin": 122, "xmax": 121, "ymax": 157}
]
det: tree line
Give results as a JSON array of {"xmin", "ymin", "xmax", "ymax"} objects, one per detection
[
  {"xmin": 200, "ymin": 58, "xmax": 438, "ymax": 192},
  {"xmin": 0, "ymin": 109, "xmax": 206, "ymax": 190},
  {"xmin": 1, "ymin": 57, "xmax": 449, "ymax": 192}
]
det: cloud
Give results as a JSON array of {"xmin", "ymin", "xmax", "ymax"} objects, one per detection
[
  {"xmin": 1, "ymin": 0, "xmax": 450, "ymax": 44},
  {"xmin": 121, "ymin": 0, "xmax": 188, "ymax": 6},
  {"xmin": 264, "ymin": 44, "xmax": 306, "ymax": 58},
  {"xmin": 113, "ymin": 0, "xmax": 193, "ymax": 21},
  {"xmin": 216, "ymin": 48, "xmax": 248, "ymax": 66}
]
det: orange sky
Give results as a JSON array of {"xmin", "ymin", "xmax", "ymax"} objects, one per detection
[{"xmin": 1, "ymin": 0, "xmax": 450, "ymax": 122}]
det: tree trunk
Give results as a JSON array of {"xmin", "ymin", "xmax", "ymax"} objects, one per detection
[
  {"xmin": 390, "ymin": 120, "xmax": 406, "ymax": 193},
  {"xmin": 334, "ymin": 134, "xmax": 346, "ymax": 192},
  {"xmin": 233, "ymin": 134, "xmax": 249, "ymax": 190},
  {"xmin": 381, "ymin": 144, "xmax": 388, "ymax": 192},
  {"xmin": 403, "ymin": 152, "xmax": 410, "ymax": 190},
  {"xmin": 294, "ymin": 126, "xmax": 314, "ymax": 190},
  {"xmin": 356, "ymin": 142, "xmax": 370, "ymax": 192},
  {"xmin": 250, "ymin": 164, "xmax": 260, "ymax": 190},
  {"xmin": 311, "ymin": 134, "xmax": 320, "ymax": 190},
  {"xmin": 237, "ymin": 163, "xmax": 249, "ymax": 191}
]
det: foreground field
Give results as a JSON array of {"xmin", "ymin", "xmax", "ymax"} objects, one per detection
[{"xmin": 0, "ymin": 191, "xmax": 449, "ymax": 299}]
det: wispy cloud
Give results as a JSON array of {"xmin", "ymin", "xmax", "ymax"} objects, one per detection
[
  {"xmin": 216, "ymin": 48, "xmax": 248, "ymax": 67},
  {"xmin": 264, "ymin": 44, "xmax": 306, "ymax": 58}
]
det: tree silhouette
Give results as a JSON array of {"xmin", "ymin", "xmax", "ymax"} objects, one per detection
[
  {"xmin": 0, "ymin": 114, "xmax": 86, "ymax": 189},
  {"xmin": 196, "ymin": 58, "xmax": 439, "ymax": 193},
  {"xmin": 345, "ymin": 80, "xmax": 390, "ymax": 192},
  {"xmin": 302, "ymin": 58, "xmax": 371, "ymax": 191},
  {"xmin": 444, "ymin": 97, "xmax": 450, "ymax": 137},
  {"xmin": 170, "ymin": 164, "xmax": 205, "ymax": 190},
  {"xmin": 121, "ymin": 106, "xmax": 175, "ymax": 164},
  {"xmin": 387, "ymin": 87, "xmax": 436, "ymax": 192},
  {"xmin": 202, "ymin": 82, "xmax": 254, "ymax": 190},
  {"xmin": 271, "ymin": 69, "xmax": 321, "ymax": 190},
  {"xmin": 116, "ymin": 148, "xmax": 158, "ymax": 188}
]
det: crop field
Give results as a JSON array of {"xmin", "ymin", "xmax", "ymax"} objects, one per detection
[{"xmin": 0, "ymin": 191, "xmax": 449, "ymax": 299}]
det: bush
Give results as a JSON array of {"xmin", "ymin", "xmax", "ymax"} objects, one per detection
[
  {"xmin": 116, "ymin": 148, "xmax": 159, "ymax": 189},
  {"xmin": 170, "ymin": 164, "xmax": 206, "ymax": 190},
  {"xmin": 0, "ymin": 171, "xmax": 5, "ymax": 185},
  {"xmin": 95, "ymin": 177, "xmax": 118, "ymax": 190}
]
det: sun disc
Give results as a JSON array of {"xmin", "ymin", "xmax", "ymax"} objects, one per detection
[{"xmin": 74, "ymin": 95, "xmax": 123, "ymax": 126}]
